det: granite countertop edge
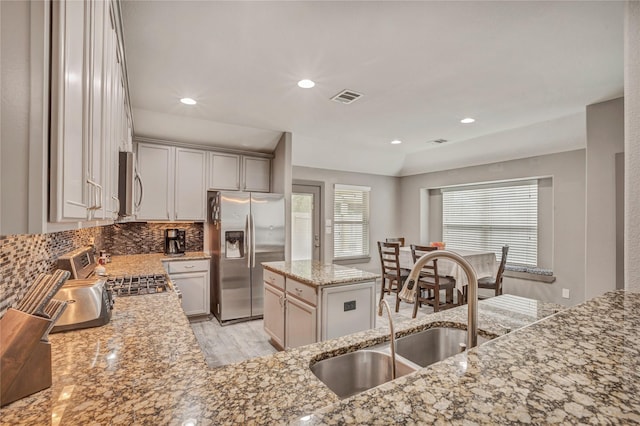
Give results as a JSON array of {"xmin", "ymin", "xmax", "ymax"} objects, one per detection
[
  {"xmin": 6, "ymin": 263, "xmax": 636, "ymax": 425},
  {"xmin": 262, "ymin": 260, "xmax": 381, "ymax": 287}
]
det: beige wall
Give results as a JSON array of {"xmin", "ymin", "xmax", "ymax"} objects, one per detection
[
  {"xmin": 625, "ymin": 0, "xmax": 640, "ymax": 292},
  {"xmin": 272, "ymin": 132, "xmax": 293, "ymax": 260},
  {"xmin": 1, "ymin": 1, "xmax": 49, "ymax": 236},
  {"xmin": 399, "ymin": 150, "xmax": 586, "ymax": 306},
  {"xmin": 585, "ymin": 98, "xmax": 625, "ymax": 299},
  {"xmin": 1, "ymin": 0, "xmax": 31, "ymax": 234},
  {"xmin": 292, "ymin": 166, "xmax": 401, "ymax": 274}
]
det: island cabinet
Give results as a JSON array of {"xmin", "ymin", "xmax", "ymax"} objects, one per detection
[{"xmin": 262, "ymin": 261, "xmax": 379, "ymax": 350}]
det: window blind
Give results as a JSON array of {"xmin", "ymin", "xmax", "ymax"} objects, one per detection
[
  {"xmin": 333, "ymin": 185, "xmax": 370, "ymax": 259},
  {"xmin": 442, "ymin": 181, "xmax": 538, "ymax": 266}
]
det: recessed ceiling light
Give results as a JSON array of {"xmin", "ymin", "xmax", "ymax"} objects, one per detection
[
  {"xmin": 297, "ymin": 79, "xmax": 315, "ymax": 89},
  {"xmin": 180, "ymin": 97, "xmax": 197, "ymax": 105},
  {"xmin": 391, "ymin": 139, "xmax": 402, "ymax": 145},
  {"xmin": 460, "ymin": 117, "xmax": 475, "ymax": 124}
]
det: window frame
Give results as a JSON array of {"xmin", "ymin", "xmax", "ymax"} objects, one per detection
[
  {"xmin": 440, "ymin": 179, "xmax": 539, "ymax": 267},
  {"xmin": 332, "ymin": 184, "xmax": 371, "ymax": 262}
]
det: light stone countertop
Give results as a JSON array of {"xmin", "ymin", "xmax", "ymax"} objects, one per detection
[
  {"xmin": 4, "ymin": 253, "xmax": 639, "ymax": 425},
  {"xmin": 262, "ymin": 260, "xmax": 380, "ymax": 287},
  {"xmin": 103, "ymin": 251, "xmax": 209, "ymax": 276}
]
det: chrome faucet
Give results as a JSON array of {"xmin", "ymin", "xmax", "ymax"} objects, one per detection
[
  {"xmin": 406, "ymin": 250, "xmax": 479, "ymax": 349},
  {"xmin": 378, "ymin": 299, "xmax": 397, "ymax": 379}
]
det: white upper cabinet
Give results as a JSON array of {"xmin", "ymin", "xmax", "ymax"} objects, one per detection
[
  {"xmin": 88, "ymin": 0, "xmax": 105, "ymax": 220},
  {"xmin": 136, "ymin": 143, "xmax": 206, "ymax": 221},
  {"xmin": 136, "ymin": 143, "xmax": 173, "ymax": 221},
  {"xmin": 50, "ymin": 0, "xmax": 90, "ymax": 221},
  {"xmin": 208, "ymin": 152, "xmax": 271, "ymax": 193},
  {"xmin": 49, "ymin": 0, "xmax": 132, "ymax": 224},
  {"xmin": 209, "ymin": 153, "xmax": 240, "ymax": 190},
  {"xmin": 243, "ymin": 156, "xmax": 270, "ymax": 192},
  {"xmin": 175, "ymin": 148, "xmax": 206, "ymax": 220}
]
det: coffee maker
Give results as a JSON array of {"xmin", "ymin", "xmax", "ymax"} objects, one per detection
[{"xmin": 164, "ymin": 229, "xmax": 186, "ymax": 256}]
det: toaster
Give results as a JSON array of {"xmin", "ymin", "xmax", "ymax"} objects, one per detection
[{"xmin": 50, "ymin": 278, "xmax": 113, "ymax": 333}]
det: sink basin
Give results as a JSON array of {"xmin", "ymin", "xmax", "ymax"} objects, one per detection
[
  {"xmin": 395, "ymin": 327, "xmax": 490, "ymax": 368},
  {"xmin": 310, "ymin": 350, "xmax": 417, "ymax": 399}
]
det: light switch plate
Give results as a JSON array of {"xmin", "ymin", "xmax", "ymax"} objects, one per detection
[
  {"xmin": 562, "ymin": 288, "xmax": 570, "ymax": 299},
  {"xmin": 325, "ymin": 219, "xmax": 332, "ymax": 227},
  {"xmin": 325, "ymin": 226, "xmax": 332, "ymax": 235}
]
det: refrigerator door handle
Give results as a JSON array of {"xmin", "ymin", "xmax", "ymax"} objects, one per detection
[
  {"xmin": 251, "ymin": 213, "xmax": 256, "ymax": 268},
  {"xmin": 246, "ymin": 213, "xmax": 251, "ymax": 269}
]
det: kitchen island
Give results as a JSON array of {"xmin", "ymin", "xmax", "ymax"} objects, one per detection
[
  {"xmin": 262, "ymin": 260, "xmax": 380, "ymax": 349},
  {"xmin": 4, "ymin": 278, "xmax": 640, "ymax": 424}
]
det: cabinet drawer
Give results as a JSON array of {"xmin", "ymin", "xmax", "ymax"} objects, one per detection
[
  {"xmin": 286, "ymin": 278, "xmax": 317, "ymax": 306},
  {"xmin": 263, "ymin": 270, "xmax": 285, "ymax": 290},
  {"xmin": 167, "ymin": 259, "xmax": 209, "ymax": 273}
]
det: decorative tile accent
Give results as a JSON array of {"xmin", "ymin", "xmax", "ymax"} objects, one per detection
[
  {"xmin": 103, "ymin": 222, "xmax": 204, "ymax": 255},
  {"xmin": 0, "ymin": 227, "xmax": 105, "ymax": 317},
  {"xmin": 0, "ymin": 222, "xmax": 204, "ymax": 317}
]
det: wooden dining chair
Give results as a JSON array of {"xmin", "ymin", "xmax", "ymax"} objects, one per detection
[
  {"xmin": 477, "ymin": 245, "xmax": 509, "ymax": 297},
  {"xmin": 385, "ymin": 237, "xmax": 405, "ymax": 247},
  {"xmin": 377, "ymin": 241, "xmax": 409, "ymax": 312},
  {"xmin": 410, "ymin": 244, "xmax": 456, "ymax": 317}
]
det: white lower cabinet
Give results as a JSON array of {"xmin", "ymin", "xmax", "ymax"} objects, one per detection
[
  {"xmin": 286, "ymin": 296, "xmax": 317, "ymax": 349},
  {"xmin": 263, "ymin": 283, "xmax": 285, "ymax": 348},
  {"xmin": 263, "ymin": 270, "xmax": 375, "ymax": 349},
  {"xmin": 166, "ymin": 259, "xmax": 210, "ymax": 317}
]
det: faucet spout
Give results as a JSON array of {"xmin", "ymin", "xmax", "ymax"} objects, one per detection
[
  {"xmin": 378, "ymin": 299, "xmax": 397, "ymax": 379},
  {"xmin": 405, "ymin": 250, "xmax": 479, "ymax": 349}
]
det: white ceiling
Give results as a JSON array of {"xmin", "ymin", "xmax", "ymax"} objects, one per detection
[{"xmin": 121, "ymin": 1, "xmax": 624, "ymax": 177}]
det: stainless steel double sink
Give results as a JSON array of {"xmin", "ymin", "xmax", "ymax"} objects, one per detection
[{"xmin": 310, "ymin": 327, "xmax": 490, "ymax": 399}]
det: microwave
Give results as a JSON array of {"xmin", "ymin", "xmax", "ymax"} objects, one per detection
[{"xmin": 118, "ymin": 151, "xmax": 140, "ymax": 217}]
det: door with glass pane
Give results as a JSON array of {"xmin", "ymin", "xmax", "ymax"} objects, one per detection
[{"xmin": 292, "ymin": 184, "xmax": 321, "ymax": 261}]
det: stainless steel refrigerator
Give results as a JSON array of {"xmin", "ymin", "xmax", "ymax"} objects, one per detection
[{"xmin": 208, "ymin": 191, "xmax": 285, "ymax": 324}]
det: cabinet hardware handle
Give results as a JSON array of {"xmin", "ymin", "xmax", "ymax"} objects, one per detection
[
  {"xmin": 112, "ymin": 196, "xmax": 120, "ymax": 219},
  {"xmin": 67, "ymin": 200, "xmax": 88, "ymax": 208},
  {"xmin": 86, "ymin": 179, "xmax": 103, "ymax": 210},
  {"xmin": 184, "ymin": 265, "xmax": 194, "ymax": 269},
  {"xmin": 134, "ymin": 170, "xmax": 144, "ymax": 212}
]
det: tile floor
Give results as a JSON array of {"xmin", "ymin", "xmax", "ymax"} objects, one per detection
[{"xmin": 190, "ymin": 292, "xmax": 437, "ymax": 368}]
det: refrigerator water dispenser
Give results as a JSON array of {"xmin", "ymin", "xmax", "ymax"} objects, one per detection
[{"xmin": 225, "ymin": 231, "xmax": 245, "ymax": 258}]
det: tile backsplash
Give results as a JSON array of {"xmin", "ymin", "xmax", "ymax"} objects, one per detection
[
  {"xmin": 0, "ymin": 227, "xmax": 105, "ymax": 316},
  {"xmin": 0, "ymin": 222, "xmax": 204, "ymax": 317},
  {"xmin": 104, "ymin": 222, "xmax": 203, "ymax": 255}
]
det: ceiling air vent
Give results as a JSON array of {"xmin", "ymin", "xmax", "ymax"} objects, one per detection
[
  {"xmin": 331, "ymin": 89, "xmax": 363, "ymax": 105},
  {"xmin": 430, "ymin": 138, "xmax": 448, "ymax": 144}
]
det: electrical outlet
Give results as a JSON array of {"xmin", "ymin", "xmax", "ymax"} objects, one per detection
[{"xmin": 562, "ymin": 288, "xmax": 570, "ymax": 299}]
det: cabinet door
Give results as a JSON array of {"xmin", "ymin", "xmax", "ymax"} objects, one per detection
[
  {"xmin": 209, "ymin": 153, "xmax": 240, "ymax": 190},
  {"xmin": 171, "ymin": 271, "xmax": 208, "ymax": 316},
  {"xmin": 50, "ymin": 0, "xmax": 90, "ymax": 221},
  {"xmin": 175, "ymin": 148, "xmax": 206, "ymax": 220},
  {"xmin": 243, "ymin": 157, "xmax": 270, "ymax": 192},
  {"xmin": 136, "ymin": 143, "xmax": 173, "ymax": 220},
  {"xmin": 102, "ymin": 9, "xmax": 118, "ymax": 219},
  {"xmin": 264, "ymin": 283, "xmax": 285, "ymax": 349},
  {"xmin": 88, "ymin": 0, "xmax": 106, "ymax": 219},
  {"xmin": 285, "ymin": 296, "xmax": 317, "ymax": 349}
]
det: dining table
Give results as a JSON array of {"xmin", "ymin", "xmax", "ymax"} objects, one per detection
[{"xmin": 398, "ymin": 246, "xmax": 497, "ymax": 295}]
